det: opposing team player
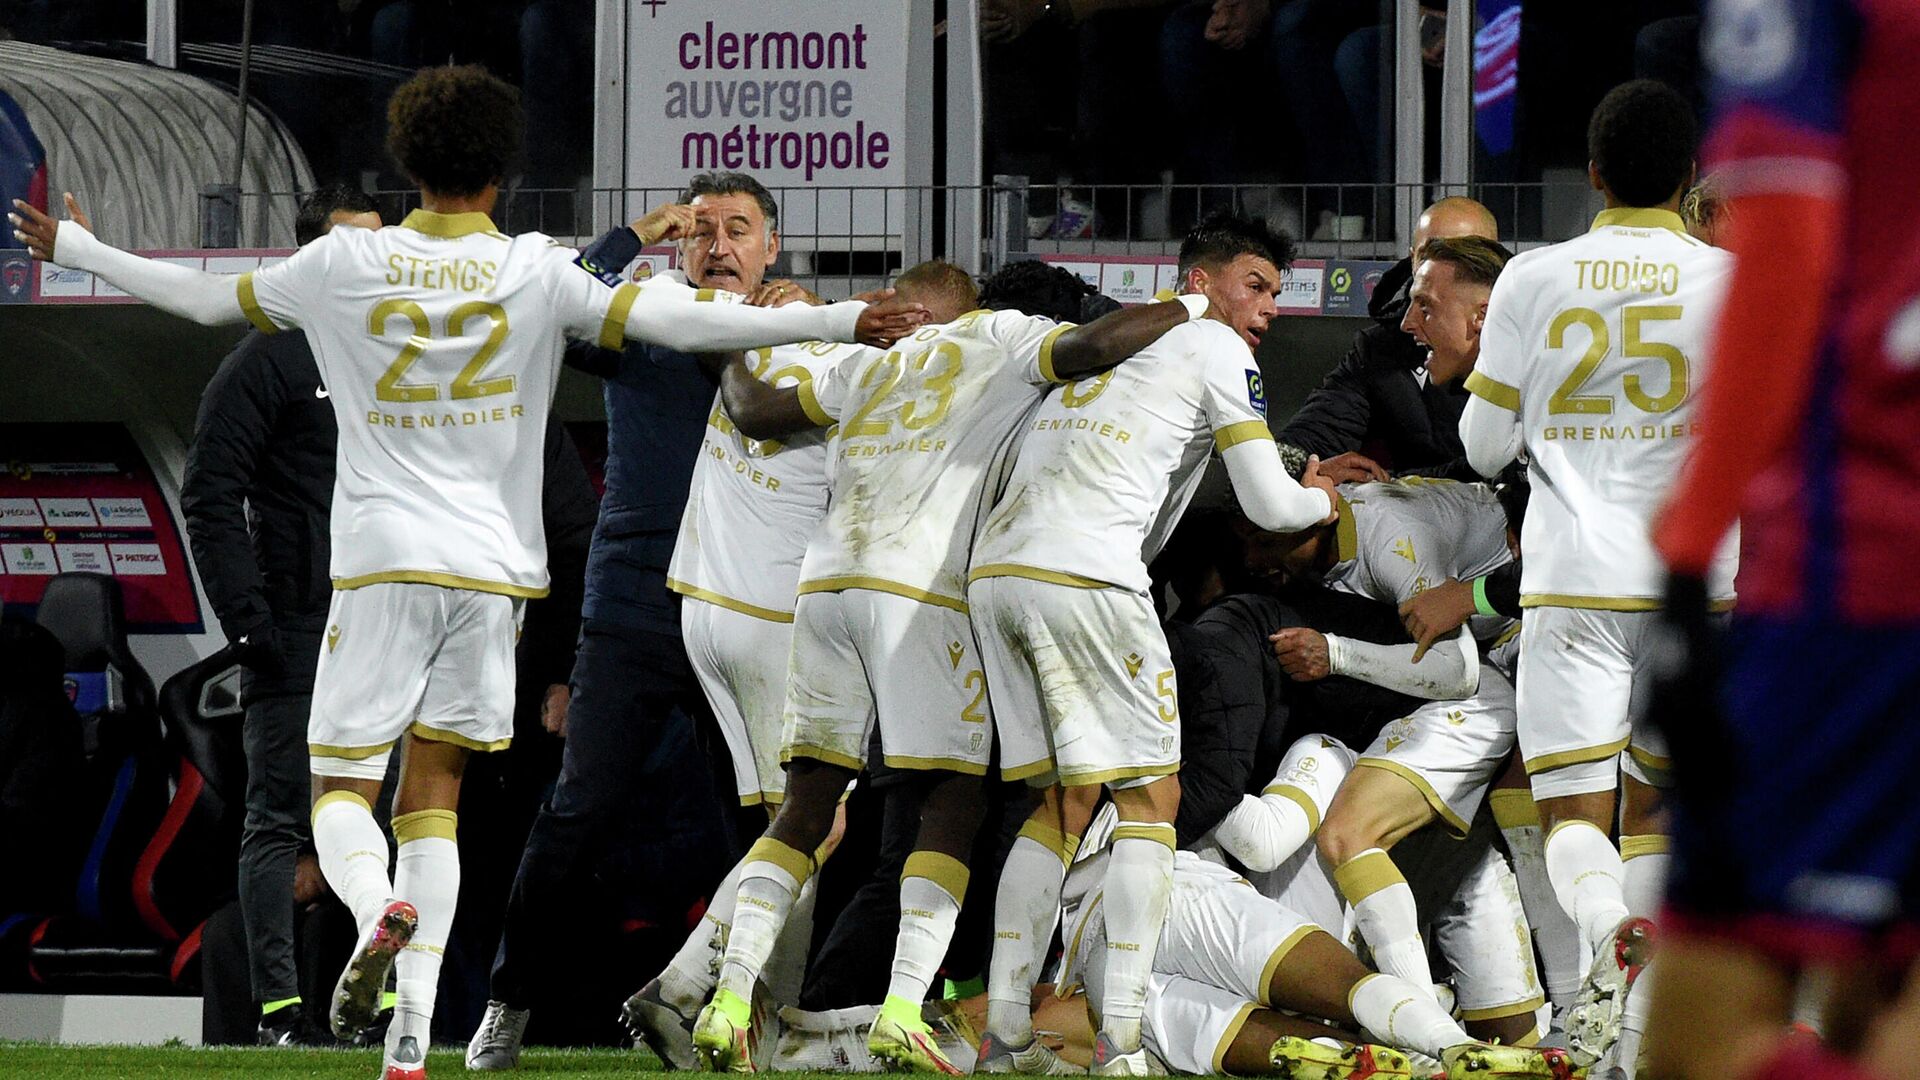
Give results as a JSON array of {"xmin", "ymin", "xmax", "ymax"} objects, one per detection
[
  {"xmin": 621, "ymin": 261, "xmax": 978, "ymax": 1065},
  {"xmin": 968, "ymin": 215, "xmax": 1339, "ymax": 1075},
  {"xmin": 683, "ymin": 261, "xmax": 1220, "ymax": 1074},
  {"xmin": 1646, "ymin": 4, "xmax": 1920, "ymax": 1080},
  {"xmin": 13, "ymin": 65, "xmax": 921, "ymax": 1080},
  {"xmin": 1457, "ymin": 79, "xmax": 1734, "ymax": 1065}
]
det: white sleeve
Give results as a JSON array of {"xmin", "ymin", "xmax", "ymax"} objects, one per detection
[
  {"xmin": 982, "ymin": 309, "xmax": 1074, "ymax": 386},
  {"xmin": 1459, "ymin": 267, "xmax": 1527, "ymax": 477},
  {"xmin": 807, "ymin": 345, "xmax": 880, "ymax": 423},
  {"xmin": 1210, "ymin": 736, "xmax": 1352, "ymax": 872},
  {"xmin": 53, "ymin": 225, "xmax": 252, "ymax": 327},
  {"xmin": 1325, "ymin": 627, "xmax": 1480, "ymax": 700},
  {"xmin": 620, "ymin": 287, "xmax": 867, "ymax": 353},
  {"xmin": 1219, "ymin": 440, "xmax": 1334, "ymax": 533}
]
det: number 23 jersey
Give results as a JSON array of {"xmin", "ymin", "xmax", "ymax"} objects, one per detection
[
  {"xmin": 241, "ymin": 210, "xmax": 628, "ymax": 598},
  {"xmin": 1466, "ymin": 211, "xmax": 1736, "ymax": 607},
  {"xmin": 797, "ymin": 308, "xmax": 1072, "ymax": 610}
]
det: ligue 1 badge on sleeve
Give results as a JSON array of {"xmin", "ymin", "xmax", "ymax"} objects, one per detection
[
  {"xmin": 1, "ymin": 253, "xmax": 30, "ymax": 303},
  {"xmin": 1245, "ymin": 369, "xmax": 1267, "ymax": 417}
]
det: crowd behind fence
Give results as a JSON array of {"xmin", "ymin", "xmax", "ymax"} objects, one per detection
[{"xmin": 219, "ymin": 177, "xmax": 1607, "ymax": 300}]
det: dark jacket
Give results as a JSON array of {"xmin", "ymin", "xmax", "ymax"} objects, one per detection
[
  {"xmin": 1275, "ymin": 258, "xmax": 1478, "ymax": 481},
  {"xmin": 1166, "ymin": 589, "xmax": 1424, "ymax": 847},
  {"xmin": 568, "ymin": 227, "xmax": 722, "ymax": 637},
  {"xmin": 182, "ymin": 330, "xmax": 598, "ymax": 699}
]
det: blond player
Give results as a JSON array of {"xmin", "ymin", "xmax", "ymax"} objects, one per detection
[
  {"xmin": 688, "ymin": 260, "xmax": 1216, "ymax": 1074},
  {"xmin": 622, "ymin": 269, "xmax": 965, "ymax": 1066},
  {"xmin": 12, "ymin": 65, "xmax": 920, "ymax": 1080},
  {"xmin": 1458, "ymin": 80, "xmax": 1735, "ymax": 1065},
  {"xmin": 965, "ymin": 215, "xmax": 1338, "ymax": 1076}
]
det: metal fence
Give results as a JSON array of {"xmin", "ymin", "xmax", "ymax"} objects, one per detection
[{"xmin": 219, "ymin": 175, "xmax": 1607, "ymax": 298}]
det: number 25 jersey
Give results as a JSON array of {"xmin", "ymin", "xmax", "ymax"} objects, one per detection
[
  {"xmin": 1467, "ymin": 210, "xmax": 1736, "ymax": 608},
  {"xmin": 241, "ymin": 210, "xmax": 628, "ymax": 598}
]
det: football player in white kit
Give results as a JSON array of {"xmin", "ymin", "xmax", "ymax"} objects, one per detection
[
  {"xmin": 622, "ymin": 261, "xmax": 978, "ymax": 1066},
  {"xmin": 1459, "ymin": 80, "xmax": 1735, "ymax": 1066},
  {"xmin": 1265, "ymin": 479, "xmax": 1541, "ymax": 1044},
  {"xmin": 14, "ymin": 65, "xmax": 925, "ymax": 1080},
  {"xmin": 686, "ymin": 261, "xmax": 1220, "ymax": 1074},
  {"xmin": 966, "ymin": 215, "xmax": 1340, "ymax": 1076}
]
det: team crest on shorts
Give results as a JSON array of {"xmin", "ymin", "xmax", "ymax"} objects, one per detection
[{"xmin": 1245, "ymin": 370, "xmax": 1267, "ymax": 417}]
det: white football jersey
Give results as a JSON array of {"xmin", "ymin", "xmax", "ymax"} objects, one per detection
[
  {"xmin": 1467, "ymin": 208, "xmax": 1737, "ymax": 607},
  {"xmin": 1321, "ymin": 479, "xmax": 1516, "ymax": 643},
  {"xmin": 969, "ymin": 318, "xmax": 1274, "ymax": 594},
  {"xmin": 796, "ymin": 308, "xmax": 1072, "ymax": 609},
  {"xmin": 243, "ymin": 210, "xmax": 633, "ymax": 597},
  {"xmin": 669, "ymin": 339, "xmax": 874, "ymax": 621}
]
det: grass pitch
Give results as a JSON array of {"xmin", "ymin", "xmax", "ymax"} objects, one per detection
[{"xmin": 0, "ymin": 1043, "xmax": 755, "ymax": 1079}]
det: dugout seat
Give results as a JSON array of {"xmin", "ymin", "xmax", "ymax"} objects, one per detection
[
  {"xmin": 132, "ymin": 648, "xmax": 245, "ymax": 963},
  {"xmin": 14, "ymin": 573, "xmax": 176, "ymax": 989}
]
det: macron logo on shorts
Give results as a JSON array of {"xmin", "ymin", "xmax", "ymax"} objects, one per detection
[{"xmin": 1245, "ymin": 370, "xmax": 1267, "ymax": 417}]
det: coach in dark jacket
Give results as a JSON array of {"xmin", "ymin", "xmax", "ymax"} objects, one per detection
[
  {"xmin": 480, "ymin": 172, "xmax": 800, "ymax": 1058},
  {"xmin": 1275, "ymin": 197, "xmax": 1499, "ymax": 484},
  {"xmin": 181, "ymin": 186, "xmax": 597, "ymax": 1045}
]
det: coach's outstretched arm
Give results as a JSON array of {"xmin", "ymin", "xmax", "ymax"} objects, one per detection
[
  {"xmin": 13, "ymin": 199, "xmax": 250, "ymax": 326},
  {"xmin": 1045, "ymin": 293, "xmax": 1211, "ymax": 378}
]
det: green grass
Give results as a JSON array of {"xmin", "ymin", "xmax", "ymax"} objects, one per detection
[{"xmin": 0, "ymin": 1043, "xmax": 763, "ymax": 1079}]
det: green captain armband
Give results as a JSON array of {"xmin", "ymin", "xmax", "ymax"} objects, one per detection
[{"xmin": 1472, "ymin": 575, "xmax": 1498, "ymax": 618}]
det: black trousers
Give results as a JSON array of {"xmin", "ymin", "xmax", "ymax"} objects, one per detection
[
  {"xmin": 235, "ymin": 627, "xmax": 322, "ymax": 1006},
  {"xmin": 489, "ymin": 619, "xmax": 716, "ymax": 1008}
]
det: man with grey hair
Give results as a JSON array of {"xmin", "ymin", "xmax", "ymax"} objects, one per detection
[{"xmin": 1276, "ymin": 196, "xmax": 1500, "ymax": 483}]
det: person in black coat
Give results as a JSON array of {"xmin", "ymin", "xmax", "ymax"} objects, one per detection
[
  {"xmin": 1275, "ymin": 197, "xmax": 1500, "ymax": 484},
  {"xmin": 180, "ymin": 185, "xmax": 598, "ymax": 1045}
]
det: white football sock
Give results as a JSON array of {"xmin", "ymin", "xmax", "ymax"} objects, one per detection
[
  {"xmin": 762, "ymin": 873, "xmax": 819, "ymax": 1008},
  {"xmin": 1099, "ymin": 822, "xmax": 1177, "ymax": 1053},
  {"xmin": 312, "ymin": 790, "xmax": 392, "ymax": 933},
  {"xmin": 391, "ymin": 810, "xmax": 460, "ymax": 1024},
  {"xmin": 715, "ymin": 837, "xmax": 810, "ymax": 1003},
  {"xmin": 1492, "ymin": 790, "xmax": 1585, "ymax": 1012},
  {"xmin": 1349, "ymin": 972, "xmax": 1473, "ymax": 1059},
  {"xmin": 986, "ymin": 821, "xmax": 1076, "ymax": 1045},
  {"xmin": 886, "ymin": 852, "xmax": 970, "ymax": 1006},
  {"xmin": 1335, "ymin": 848, "xmax": 1435, "ymax": 1002},
  {"xmin": 660, "ymin": 856, "xmax": 747, "ymax": 1012},
  {"xmin": 1620, "ymin": 835, "xmax": 1670, "ymax": 920},
  {"xmin": 1545, "ymin": 821, "xmax": 1631, "ymax": 957}
]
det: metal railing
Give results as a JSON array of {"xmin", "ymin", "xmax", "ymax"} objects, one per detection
[{"xmin": 214, "ymin": 175, "xmax": 1606, "ymax": 299}]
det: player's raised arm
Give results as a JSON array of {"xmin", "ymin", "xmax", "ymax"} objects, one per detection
[
  {"xmin": 1043, "ymin": 293, "xmax": 1212, "ymax": 379},
  {"xmin": 611, "ymin": 282, "xmax": 925, "ymax": 354},
  {"xmin": 714, "ymin": 349, "xmax": 835, "ymax": 440},
  {"xmin": 12, "ymin": 196, "xmax": 252, "ymax": 327}
]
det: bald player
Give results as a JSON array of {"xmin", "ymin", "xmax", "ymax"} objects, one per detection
[{"xmin": 1276, "ymin": 197, "xmax": 1500, "ymax": 484}]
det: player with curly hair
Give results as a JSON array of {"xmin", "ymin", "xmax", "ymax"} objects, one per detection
[{"xmin": 13, "ymin": 62, "xmax": 925, "ymax": 1080}]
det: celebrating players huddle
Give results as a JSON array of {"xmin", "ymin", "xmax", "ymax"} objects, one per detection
[{"xmin": 12, "ymin": 23, "xmax": 1867, "ymax": 1080}]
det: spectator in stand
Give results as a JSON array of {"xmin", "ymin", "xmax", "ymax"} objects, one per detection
[{"xmin": 1275, "ymin": 196, "xmax": 1498, "ymax": 484}]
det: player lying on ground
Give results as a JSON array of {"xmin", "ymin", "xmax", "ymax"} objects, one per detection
[
  {"xmin": 13, "ymin": 63, "xmax": 925, "ymax": 1080},
  {"xmin": 1051, "ymin": 809, "xmax": 1578, "ymax": 1079}
]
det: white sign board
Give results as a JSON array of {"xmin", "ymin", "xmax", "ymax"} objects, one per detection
[{"xmin": 622, "ymin": 0, "xmax": 922, "ymax": 245}]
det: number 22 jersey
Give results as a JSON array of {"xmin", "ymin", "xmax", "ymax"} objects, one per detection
[{"xmin": 241, "ymin": 209, "xmax": 633, "ymax": 598}]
